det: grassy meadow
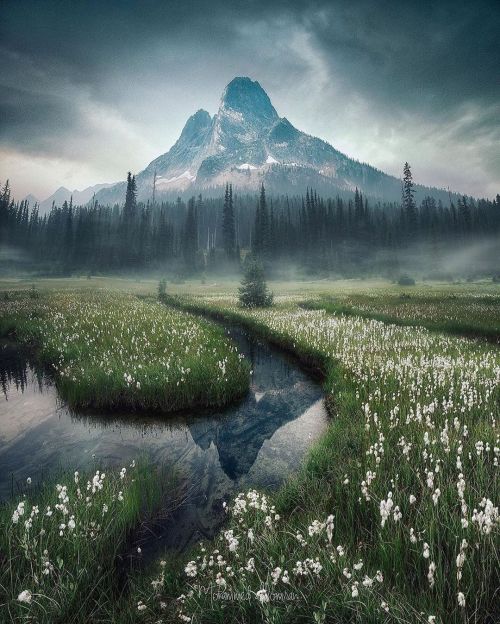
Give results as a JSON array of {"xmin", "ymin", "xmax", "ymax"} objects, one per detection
[
  {"xmin": 0, "ymin": 461, "xmax": 176, "ymax": 623},
  {"xmin": 1, "ymin": 273, "xmax": 499, "ymax": 298},
  {"xmin": 136, "ymin": 287, "xmax": 499, "ymax": 623},
  {"xmin": 0, "ymin": 290, "xmax": 249, "ymax": 411},
  {"xmin": 304, "ymin": 290, "xmax": 500, "ymax": 342},
  {"xmin": 0, "ymin": 276, "xmax": 499, "ymax": 623}
]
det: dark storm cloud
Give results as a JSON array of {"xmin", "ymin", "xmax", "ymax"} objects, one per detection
[
  {"xmin": 305, "ymin": 1, "xmax": 500, "ymax": 111},
  {"xmin": 1, "ymin": 0, "xmax": 499, "ymax": 198},
  {"xmin": 0, "ymin": 0, "xmax": 309, "ymax": 168},
  {"xmin": 0, "ymin": 87, "xmax": 81, "ymax": 153}
]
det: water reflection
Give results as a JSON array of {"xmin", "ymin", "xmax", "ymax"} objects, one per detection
[
  {"xmin": 0, "ymin": 329, "xmax": 327, "ymax": 551},
  {"xmin": 1, "ymin": 341, "xmax": 45, "ymax": 399}
]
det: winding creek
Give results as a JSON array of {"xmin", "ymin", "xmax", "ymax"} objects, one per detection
[{"xmin": 0, "ymin": 326, "xmax": 328, "ymax": 555}]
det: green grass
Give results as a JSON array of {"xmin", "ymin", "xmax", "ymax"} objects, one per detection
[
  {"xmin": 0, "ymin": 461, "xmax": 175, "ymax": 624},
  {"xmin": 303, "ymin": 291, "xmax": 500, "ymax": 342},
  {"xmin": 0, "ymin": 290, "xmax": 249, "ymax": 411},
  {"xmin": 1, "ymin": 278, "xmax": 499, "ymax": 622},
  {"xmin": 132, "ymin": 295, "xmax": 499, "ymax": 624}
]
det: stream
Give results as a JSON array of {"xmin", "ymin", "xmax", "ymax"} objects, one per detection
[{"xmin": 0, "ymin": 326, "xmax": 328, "ymax": 555}]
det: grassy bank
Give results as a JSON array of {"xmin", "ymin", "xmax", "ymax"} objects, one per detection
[
  {"xmin": 303, "ymin": 291, "xmax": 500, "ymax": 343},
  {"xmin": 133, "ymin": 296, "xmax": 500, "ymax": 623},
  {"xmin": 0, "ymin": 291, "xmax": 249, "ymax": 411},
  {"xmin": 0, "ymin": 461, "xmax": 173, "ymax": 623},
  {"xmin": 2, "ymin": 275, "xmax": 498, "ymax": 300}
]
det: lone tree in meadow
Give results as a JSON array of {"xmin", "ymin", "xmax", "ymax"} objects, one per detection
[
  {"xmin": 157, "ymin": 278, "xmax": 167, "ymax": 300},
  {"xmin": 238, "ymin": 258, "xmax": 273, "ymax": 308}
]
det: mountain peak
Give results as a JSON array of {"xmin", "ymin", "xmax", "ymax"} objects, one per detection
[
  {"xmin": 95, "ymin": 76, "xmax": 411, "ymax": 204},
  {"xmin": 224, "ymin": 76, "xmax": 262, "ymax": 92},
  {"xmin": 220, "ymin": 76, "xmax": 278, "ymax": 125},
  {"xmin": 190, "ymin": 108, "xmax": 211, "ymax": 124},
  {"xmin": 22, "ymin": 193, "xmax": 39, "ymax": 204},
  {"xmin": 179, "ymin": 109, "xmax": 212, "ymax": 140}
]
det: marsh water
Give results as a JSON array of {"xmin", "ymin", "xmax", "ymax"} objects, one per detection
[{"xmin": 0, "ymin": 327, "xmax": 327, "ymax": 555}]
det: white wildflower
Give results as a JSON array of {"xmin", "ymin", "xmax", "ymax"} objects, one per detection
[
  {"xmin": 137, "ymin": 600, "xmax": 146, "ymax": 612},
  {"xmin": 185, "ymin": 561, "xmax": 197, "ymax": 577},
  {"xmin": 17, "ymin": 590, "xmax": 32, "ymax": 604},
  {"xmin": 256, "ymin": 589, "xmax": 269, "ymax": 603}
]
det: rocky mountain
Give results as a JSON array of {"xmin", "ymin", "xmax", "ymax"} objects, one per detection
[
  {"xmin": 37, "ymin": 183, "xmax": 114, "ymax": 213},
  {"xmin": 21, "ymin": 193, "xmax": 39, "ymax": 205},
  {"xmin": 91, "ymin": 77, "xmax": 450, "ymax": 205}
]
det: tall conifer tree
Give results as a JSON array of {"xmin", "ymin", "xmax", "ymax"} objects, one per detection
[
  {"xmin": 402, "ymin": 162, "xmax": 417, "ymax": 234},
  {"xmin": 222, "ymin": 183, "xmax": 236, "ymax": 259}
]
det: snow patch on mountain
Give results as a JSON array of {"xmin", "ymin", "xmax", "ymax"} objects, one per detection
[
  {"xmin": 157, "ymin": 170, "xmax": 196, "ymax": 186},
  {"xmin": 237, "ymin": 163, "xmax": 258, "ymax": 171}
]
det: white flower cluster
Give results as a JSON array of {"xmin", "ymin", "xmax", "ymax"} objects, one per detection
[{"xmin": 7, "ymin": 461, "xmax": 137, "ymax": 616}]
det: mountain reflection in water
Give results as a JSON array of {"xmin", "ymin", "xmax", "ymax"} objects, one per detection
[{"xmin": 0, "ymin": 328, "xmax": 327, "ymax": 552}]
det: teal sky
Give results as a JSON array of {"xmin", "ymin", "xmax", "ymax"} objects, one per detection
[{"xmin": 1, "ymin": 0, "xmax": 499, "ymax": 200}]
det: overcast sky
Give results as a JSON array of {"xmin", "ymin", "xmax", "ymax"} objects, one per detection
[{"xmin": 1, "ymin": 0, "xmax": 499, "ymax": 200}]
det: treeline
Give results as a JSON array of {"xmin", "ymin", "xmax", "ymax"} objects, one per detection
[{"xmin": 1, "ymin": 164, "xmax": 499, "ymax": 277}]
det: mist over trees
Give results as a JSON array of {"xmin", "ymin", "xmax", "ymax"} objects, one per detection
[{"xmin": 1, "ymin": 165, "xmax": 499, "ymax": 279}]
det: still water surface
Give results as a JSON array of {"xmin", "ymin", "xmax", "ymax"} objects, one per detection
[{"xmin": 0, "ymin": 328, "xmax": 327, "ymax": 553}]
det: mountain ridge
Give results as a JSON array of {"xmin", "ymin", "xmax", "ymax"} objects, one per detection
[
  {"xmin": 32, "ymin": 183, "xmax": 115, "ymax": 213},
  {"xmin": 39, "ymin": 77, "xmax": 460, "ymax": 207}
]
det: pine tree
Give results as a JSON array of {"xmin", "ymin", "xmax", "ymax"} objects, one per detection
[
  {"xmin": 269, "ymin": 200, "xmax": 275, "ymax": 258},
  {"xmin": 252, "ymin": 184, "xmax": 269, "ymax": 258},
  {"xmin": 63, "ymin": 201, "xmax": 73, "ymax": 269},
  {"xmin": 458, "ymin": 196, "xmax": 471, "ymax": 236},
  {"xmin": 354, "ymin": 188, "xmax": 363, "ymax": 223},
  {"xmin": 402, "ymin": 162, "xmax": 417, "ymax": 234},
  {"xmin": 238, "ymin": 258, "xmax": 273, "ymax": 308},
  {"xmin": 222, "ymin": 183, "xmax": 236, "ymax": 260},
  {"xmin": 0, "ymin": 180, "xmax": 12, "ymax": 247},
  {"xmin": 123, "ymin": 172, "xmax": 137, "ymax": 222},
  {"xmin": 122, "ymin": 172, "xmax": 138, "ymax": 265},
  {"xmin": 183, "ymin": 196, "xmax": 198, "ymax": 272}
]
